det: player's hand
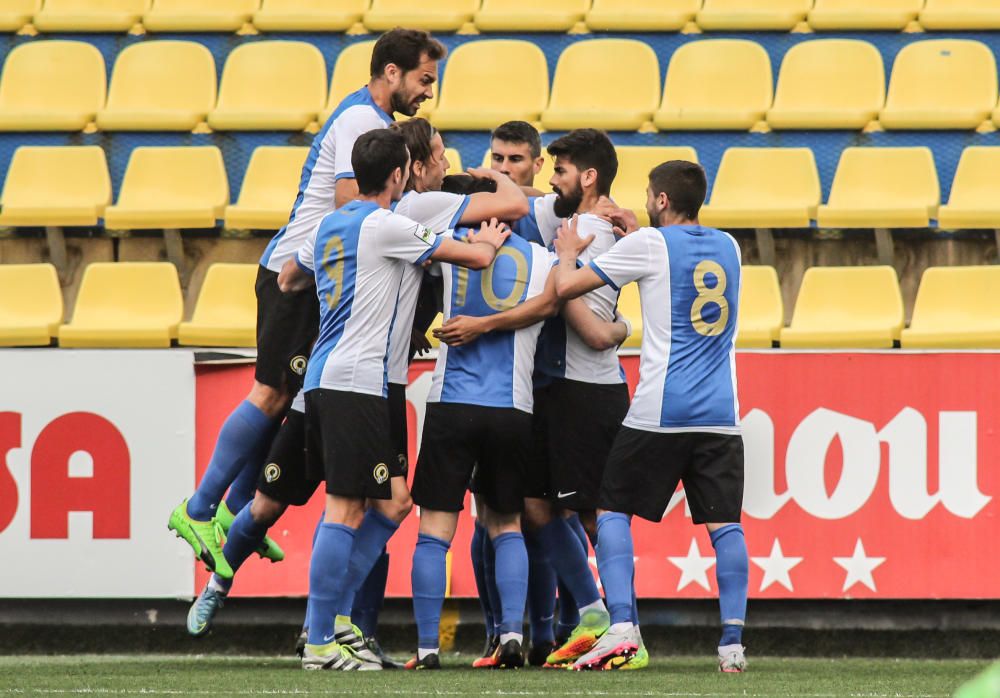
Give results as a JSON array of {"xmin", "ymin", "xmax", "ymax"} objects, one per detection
[
  {"xmin": 467, "ymin": 217, "xmax": 510, "ymax": 251},
  {"xmin": 434, "ymin": 315, "xmax": 486, "ymax": 346},
  {"xmin": 609, "ymin": 207, "xmax": 640, "ymax": 238},
  {"xmin": 591, "ymin": 195, "xmax": 620, "ymax": 222},
  {"xmin": 554, "ymin": 215, "xmax": 594, "ymax": 259},
  {"xmin": 410, "ymin": 327, "xmax": 432, "ymax": 356}
]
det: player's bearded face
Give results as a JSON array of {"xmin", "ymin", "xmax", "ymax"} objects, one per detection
[
  {"xmin": 553, "ymin": 177, "xmax": 584, "ymax": 219},
  {"xmin": 390, "ymin": 59, "xmax": 437, "ymax": 117}
]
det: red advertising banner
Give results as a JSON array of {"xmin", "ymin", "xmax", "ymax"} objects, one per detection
[{"xmin": 198, "ymin": 352, "xmax": 999, "ymax": 600}]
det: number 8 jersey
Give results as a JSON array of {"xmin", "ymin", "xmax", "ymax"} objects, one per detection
[{"xmin": 588, "ymin": 225, "xmax": 742, "ymax": 434}]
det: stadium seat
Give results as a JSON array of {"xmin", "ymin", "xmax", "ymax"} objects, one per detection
[
  {"xmin": 104, "ymin": 147, "xmax": 228, "ymax": 230},
  {"xmin": 431, "ymin": 41, "xmax": 548, "ymax": 131},
  {"xmin": 224, "ymin": 146, "xmax": 308, "ymax": 231},
  {"xmin": 618, "ymin": 282, "xmax": 641, "ymax": 349},
  {"xmin": 736, "ymin": 265, "xmax": 783, "ymax": 348},
  {"xmin": 208, "ymin": 41, "xmax": 326, "ymax": 131},
  {"xmin": 363, "ymin": 0, "xmax": 478, "ymax": 32},
  {"xmin": 426, "ymin": 312, "xmax": 443, "ymax": 348},
  {"xmin": 780, "ymin": 266, "xmax": 904, "ymax": 348},
  {"xmin": 541, "ymin": 39, "xmax": 660, "ymax": 132},
  {"xmin": 901, "ymin": 266, "xmax": 1000, "ymax": 348},
  {"xmin": 701, "ymin": 148, "xmax": 820, "ymax": 229},
  {"xmin": 178, "ymin": 264, "xmax": 258, "ymax": 347},
  {"xmin": 586, "ymin": 0, "xmax": 701, "ymax": 31},
  {"xmin": 0, "ymin": 146, "xmax": 110, "ymax": 227},
  {"xmin": 253, "ymin": 0, "xmax": 369, "ymax": 31},
  {"xmin": 474, "ymin": 0, "xmax": 589, "ymax": 32},
  {"xmin": 654, "ymin": 40, "xmax": 772, "ymax": 131},
  {"xmin": 479, "ymin": 150, "xmax": 555, "ymax": 192},
  {"xmin": 0, "ymin": 0, "xmax": 40, "ymax": 32},
  {"xmin": 817, "ymin": 147, "xmax": 939, "ymax": 228},
  {"xmin": 0, "ymin": 264, "xmax": 63, "ymax": 347},
  {"xmin": 937, "ymin": 147, "xmax": 1000, "ymax": 229},
  {"xmin": 696, "ymin": 0, "xmax": 812, "ymax": 30},
  {"xmin": 0, "ymin": 41, "xmax": 105, "ymax": 131},
  {"xmin": 59, "ymin": 262, "xmax": 183, "ymax": 348},
  {"xmin": 143, "ymin": 0, "xmax": 258, "ymax": 32},
  {"xmin": 32, "ymin": 0, "xmax": 147, "ymax": 32},
  {"xmin": 920, "ymin": 0, "xmax": 1000, "ymax": 30},
  {"xmin": 96, "ymin": 41, "xmax": 216, "ymax": 132},
  {"xmin": 611, "ymin": 146, "xmax": 698, "ymax": 224},
  {"xmin": 808, "ymin": 0, "xmax": 922, "ymax": 30},
  {"xmin": 767, "ymin": 39, "xmax": 885, "ymax": 130},
  {"xmin": 444, "ymin": 147, "xmax": 462, "ymax": 175},
  {"xmin": 880, "ymin": 39, "xmax": 996, "ymax": 130}
]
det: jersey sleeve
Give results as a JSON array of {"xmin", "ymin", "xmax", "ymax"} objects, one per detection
[
  {"xmin": 294, "ymin": 217, "xmax": 323, "ymax": 273},
  {"xmin": 376, "ymin": 212, "xmax": 443, "ymax": 265},
  {"xmin": 533, "ymin": 194, "xmax": 562, "ymax": 247},
  {"xmin": 332, "ymin": 107, "xmax": 388, "ymax": 181},
  {"xmin": 396, "ymin": 191, "xmax": 471, "ymax": 234},
  {"xmin": 588, "ymin": 228, "xmax": 656, "ymax": 291}
]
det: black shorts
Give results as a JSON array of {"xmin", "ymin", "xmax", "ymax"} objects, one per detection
[
  {"xmin": 522, "ymin": 385, "xmax": 552, "ymax": 500},
  {"xmin": 304, "ymin": 389, "xmax": 396, "ymax": 500},
  {"xmin": 599, "ymin": 427, "xmax": 744, "ymax": 524},
  {"xmin": 412, "ymin": 402, "xmax": 531, "ymax": 515},
  {"xmin": 387, "ymin": 382, "xmax": 408, "ymax": 478},
  {"xmin": 256, "ymin": 409, "xmax": 320, "ymax": 506},
  {"xmin": 254, "ymin": 265, "xmax": 319, "ymax": 394}
]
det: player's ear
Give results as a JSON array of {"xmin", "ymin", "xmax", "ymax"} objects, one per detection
[
  {"xmin": 533, "ymin": 157, "xmax": 544, "ymax": 176},
  {"xmin": 581, "ymin": 167, "xmax": 598, "ymax": 191}
]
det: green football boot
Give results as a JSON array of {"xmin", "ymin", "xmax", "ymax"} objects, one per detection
[
  {"xmin": 215, "ymin": 501, "xmax": 285, "ymax": 563},
  {"xmin": 955, "ymin": 661, "xmax": 1000, "ymax": 698},
  {"xmin": 167, "ymin": 500, "xmax": 233, "ymax": 579}
]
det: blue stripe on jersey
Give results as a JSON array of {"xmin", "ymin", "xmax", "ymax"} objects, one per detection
[
  {"xmin": 511, "ymin": 197, "xmax": 544, "ymax": 246},
  {"xmin": 303, "ymin": 200, "xmax": 380, "ymax": 392},
  {"xmin": 588, "ymin": 261, "xmax": 619, "ymax": 291},
  {"xmin": 658, "ymin": 225, "xmax": 741, "ymax": 428}
]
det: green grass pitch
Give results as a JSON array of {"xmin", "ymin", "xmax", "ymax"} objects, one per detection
[{"xmin": 0, "ymin": 655, "xmax": 984, "ymax": 697}]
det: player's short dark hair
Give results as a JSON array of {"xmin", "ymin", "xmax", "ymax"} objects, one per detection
[
  {"xmin": 390, "ymin": 118, "xmax": 437, "ymax": 169},
  {"xmin": 648, "ymin": 160, "xmax": 707, "ymax": 220},
  {"xmin": 352, "ymin": 129, "xmax": 409, "ymax": 196},
  {"xmin": 491, "ymin": 121, "xmax": 542, "ymax": 159},
  {"xmin": 370, "ymin": 28, "xmax": 447, "ymax": 78},
  {"xmin": 547, "ymin": 128, "xmax": 618, "ymax": 197},
  {"xmin": 441, "ymin": 174, "xmax": 498, "ymax": 195}
]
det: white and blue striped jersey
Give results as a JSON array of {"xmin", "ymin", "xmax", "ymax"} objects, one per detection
[
  {"xmin": 427, "ymin": 230, "xmax": 553, "ymax": 413},
  {"xmin": 299, "ymin": 200, "xmax": 442, "ymax": 397},
  {"xmin": 589, "ymin": 225, "xmax": 742, "ymax": 434},
  {"xmin": 511, "ymin": 193, "xmax": 561, "ymax": 247},
  {"xmin": 260, "ymin": 86, "xmax": 393, "ymax": 273}
]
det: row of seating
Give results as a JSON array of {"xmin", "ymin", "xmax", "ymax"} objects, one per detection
[{"xmin": 4, "ymin": 0, "xmax": 1000, "ymax": 34}]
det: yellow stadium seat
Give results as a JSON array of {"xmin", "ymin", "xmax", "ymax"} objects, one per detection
[
  {"xmin": 104, "ymin": 147, "xmax": 228, "ymax": 230},
  {"xmin": 701, "ymin": 148, "xmax": 820, "ymax": 229},
  {"xmin": 880, "ymin": 39, "xmax": 996, "ymax": 130},
  {"xmin": 59, "ymin": 262, "xmax": 183, "ymax": 348},
  {"xmin": 208, "ymin": 41, "xmax": 326, "ymax": 131},
  {"xmin": 611, "ymin": 146, "xmax": 698, "ymax": 224},
  {"xmin": 0, "ymin": 41, "xmax": 105, "ymax": 131},
  {"xmin": 901, "ymin": 266, "xmax": 1000, "ymax": 348},
  {"xmin": 431, "ymin": 41, "xmax": 548, "ymax": 131},
  {"xmin": 767, "ymin": 40, "xmax": 884, "ymax": 130},
  {"xmin": 364, "ymin": 0, "xmax": 478, "ymax": 32},
  {"xmin": 586, "ymin": 0, "xmax": 700, "ymax": 31},
  {"xmin": 444, "ymin": 147, "xmax": 462, "ymax": 175},
  {"xmin": 143, "ymin": 0, "xmax": 258, "ymax": 32},
  {"xmin": 254, "ymin": 0, "xmax": 368, "ymax": 31},
  {"xmin": 178, "ymin": 264, "xmax": 258, "ymax": 347},
  {"xmin": 938, "ymin": 147, "xmax": 1000, "ymax": 229},
  {"xmin": 224, "ymin": 146, "xmax": 308, "ymax": 231},
  {"xmin": 654, "ymin": 40, "xmax": 772, "ymax": 131},
  {"xmin": 0, "ymin": 264, "xmax": 62, "ymax": 347},
  {"xmin": 541, "ymin": 39, "xmax": 659, "ymax": 132},
  {"xmin": 474, "ymin": 0, "xmax": 589, "ymax": 32},
  {"xmin": 808, "ymin": 0, "xmax": 922, "ymax": 30},
  {"xmin": 479, "ymin": 149, "xmax": 554, "ymax": 192},
  {"xmin": 96, "ymin": 41, "xmax": 216, "ymax": 132},
  {"xmin": 920, "ymin": 0, "xmax": 1000, "ymax": 30},
  {"xmin": 618, "ymin": 282, "xmax": 642, "ymax": 349},
  {"xmin": 736, "ymin": 265, "xmax": 783, "ymax": 348},
  {"xmin": 0, "ymin": 0, "xmax": 40, "ymax": 32},
  {"xmin": 0, "ymin": 146, "xmax": 110, "ymax": 227},
  {"xmin": 817, "ymin": 147, "xmax": 939, "ymax": 228},
  {"xmin": 697, "ymin": 0, "xmax": 812, "ymax": 30},
  {"xmin": 780, "ymin": 266, "xmax": 903, "ymax": 348},
  {"xmin": 33, "ymin": 0, "xmax": 147, "ymax": 32}
]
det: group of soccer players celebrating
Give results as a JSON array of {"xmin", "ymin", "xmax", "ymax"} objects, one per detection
[{"xmin": 166, "ymin": 27, "xmax": 750, "ymax": 674}]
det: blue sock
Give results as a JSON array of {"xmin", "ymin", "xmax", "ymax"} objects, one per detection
[
  {"xmin": 568, "ymin": 514, "xmax": 590, "ymax": 551},
  {"xmin": 213, "ymin": 503, "xmax": 269, "ymax": 592},
  {"xmin": 471, "ymin": 522, "xmax": 496, "ymax": 638},
  {"xmin": 187, "ymin": 400, "xmax": 275, "ymax": 521},
  {"xmin": 525, "ymin": 530, "xmax": 556, "ymax": 645},
  {"xmin": 537, "ymin": 517, "xmax": 601, "ymax": 608},
  {"xmin": 302, "ymin": 514, "xmax": 323, "ymax": 632},
  {"xmin": 482, "ymin": 532, "xmax": 502, "ymax": 637},
  {"xmin": 306, "ymin": 523, "xmax": 356, "ymax": 646},
  {"xmin": 352, "ymin": 549, "xmax": 389, "ymax": 638},
  {"xmin": 711, "ymin": 524, "xmax": 748, "ymax": 647},
  {"xmin": 411, "ymin": 533, "xmax": 450, "ymax": 650},
  {"xmin": 631, "ymin": 577, "xmax": 640, "ymax": 625},
  {"xmin": 492, "ymin": 532, "xmax": 528, "ymax": 636},
  {"xmin": 223, "ymin": 421, "xmax": 280, "ymax": 515},
  {"xmin": 337, "ymin": 510, "xmax": 399, "ymax": 617},
  {"xmin": 595, "ymin": 512, "xmax": 634, "ymax": 625},
  {"xmin": 556, "ymin": 580, "xmax": 579, "ymax": 640}
]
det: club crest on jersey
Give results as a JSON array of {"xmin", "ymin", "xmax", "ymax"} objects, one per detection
[
  {"xmin": 373, "ymin": 463, "xmax": 389, "ymax": 484},
  {"xmin": 264, "ymin": 463, "xmax": 281, "ymax": 483},
  {"xmin": 289, "ymin": 355, "xmax": 308, "ymax": 375},
  {"xmin": 413, "ymin": 226, "xmax": 435, "ymax": 245}
]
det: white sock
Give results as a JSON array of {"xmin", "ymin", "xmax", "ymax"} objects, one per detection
[
  {"xmin": 207, "ymin": 576, "xmax": 228, "ymax": 594},
  {"xmin": 499, "ymin": 632, "xmax": 523, "ymax": 646},
  {"xmin": 609, "ymin": 621, "xmax": 633, "ymax": 634},
  {"xmin": 418, "ymin": 647, "xmax": 439, "ymax": 660},
  {"xmin": 580, "ymin": 599, "xmax": 607, "ymax": 616}
]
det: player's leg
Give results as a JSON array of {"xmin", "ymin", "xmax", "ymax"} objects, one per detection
[
  {"xmin": 555, "ymin": 513, "xmax": 587, "ymax": 644},
  {"xmin": 470, "ymin": 493, "xmax": 499, "ymax": 665},
  {"xmin": 524, "ymin": 525, "xmax": 557, "ymax": 665}
]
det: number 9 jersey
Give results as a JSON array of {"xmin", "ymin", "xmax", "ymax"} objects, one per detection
[{"xmin": 588, "ymin": 225, "xmax": 742, "ymax": 434}]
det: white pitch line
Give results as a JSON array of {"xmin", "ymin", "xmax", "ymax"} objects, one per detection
[{"xmin": 0, "ymin": 690, "xmax": 954, "ymax": 698}]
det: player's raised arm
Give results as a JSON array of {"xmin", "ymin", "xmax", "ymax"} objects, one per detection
[
  {"xmin": 459, "ymin": 167, "xmax": 530, "ymax": 222},
  {"xmin": 562, "ymin": 300, "xmax": 630, "ymax": 350},
  {"xmin": 553, "ymin": 215, "xmax": 604, "ymax": 300},
  {"xmin": 430, "ymin": 217, "xmax": 509, "ymax": 270}
]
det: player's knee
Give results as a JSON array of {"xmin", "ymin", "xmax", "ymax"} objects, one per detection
[
  {"xmin": 382, "ymin": 491, "xmax": 413, "ymax": 524},
  {"xmin": 486, "ymin": 512, "xmax": 521, "ymax": 538},
  {"xmin": 250, "ymin": 493, "xmax": 285, "ymax": 527},
  {"xmin": 521, "ymin": 498, "xmax": 553, "ymax": 531},
  {"xmin": 247, "ymin": 382, "xmax": 293, "ymax": 419}
]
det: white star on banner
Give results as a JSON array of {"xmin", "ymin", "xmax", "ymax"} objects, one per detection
[
  {"xmin": 667, "ymin": 539, "xmax": 716, "ymax": 591},
  {"xmin": 751, "ymin": 539, "xmax": 803, "ymax": 592},
  {"xmin": 833, "ymin": 538, "xmax": 886, "ymax": 593}
]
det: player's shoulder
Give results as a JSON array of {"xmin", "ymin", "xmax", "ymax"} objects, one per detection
[{"xmin": 328, "ymin": 88, "xmax": 392, "ymax": 128}]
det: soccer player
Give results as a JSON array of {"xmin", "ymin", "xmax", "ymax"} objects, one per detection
[
  {"xmin": 278, "ymin": 129, "xmax": 509, "ymax": 671},
  {"xmin": 489, "ymin": 120, "xmax": 545, "ymax": 191},
  {"xmin": 552, "ymin": 160, "xmax": 749, "ymax": 672}
]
